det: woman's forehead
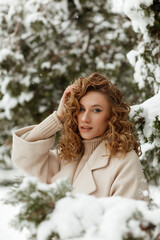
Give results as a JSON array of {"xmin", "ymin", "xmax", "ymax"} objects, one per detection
[{"xmin": 79, "ymin": 91, "xmax": 109, "ymax": 107}]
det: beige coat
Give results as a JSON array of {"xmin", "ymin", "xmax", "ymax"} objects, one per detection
[{"xmin": 12, "ymin": 125, "xmax": 149, "ymax": 201}]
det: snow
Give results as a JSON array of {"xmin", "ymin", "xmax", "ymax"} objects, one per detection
[
  {"xmin": 0, "ymin": 169, "xmax": 20, "ymax": 184},
  {"xmin": 130, "ymin": 92, "xmax": 160, "ymax": 146},
  {"xmin": 18, "ymin": 92, "xmax": 34, "ymax": 105},
  {"xmin": 155, "ymin": 66, "xmax": 160, "ymax": 83},
  {"xmin": 0, "ymin": 187, "xmax": 26, "ymax": 240},
  {"xmin": 0, "ymin": 48, "xmax": 23, "ymax": 63},
  {"xmin": 0, "ymin": 177, "xmax": 160, "ymax": 240},
  {"xmin": 0, "ymin": 91, "xmax": 34, "ymax": 119},
  {"xmin": 41, "ymin": 61, "xmax": 51, "ymax": 69},
  {"xmin": 123, "ymin": 0, "xmax": 154, "ymax": 40},
  {"xmin": 127, "ymin": 41, "xmax": 160, "ymax": 93},
  {"xmin": 0, "ymin": 0, "xmax": 14, "ymax": 3},
  {"xmin": 26, "ymin": 13, "xmax": 47, "ymax": 26},
  {"xmin": 127, "ymin": 50, "xmax": 138, "ymax": 67},
  {"xmin": 140, "ymin": 142, "xmax": 155, "ymax": 158},
  {"xmin": 0, "ymin": 93, "xmax": 18, "ymax": 119},
  {"xmin": 111, "ymin": 0, "xmax": 124, "ymax": 13},
  {"xmin": 36, "ymin": 193, "xmax": 160, "ymax": 240},
  {"xmin": 0, "ymin": 173, "xmax": 160, "ymax": 240},
  {"xmin": 123, "ymin": 0, "xmax": 159, "ymax": 94},
  {"xmin": 149, "ymin": 185, "xmax": 160, "ymax": 208},
  {"xmin": 73, "ymin": 0, "xmax": 82, "ymax": 12}
]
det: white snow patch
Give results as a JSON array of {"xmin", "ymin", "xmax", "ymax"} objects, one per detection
[
  {"xmin": 123, "ymin": 0, "xmax": 154, "ymax": 40},
  {"xmin": 130, "ymin": 92, "xmax": 160, "ymax": 146},
  {"xmin": 0, "ymin": 187, "xmax": 27, "ymax": 240}
]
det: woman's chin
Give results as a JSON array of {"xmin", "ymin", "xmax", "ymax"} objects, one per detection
[{"xmin": 80, "ymin": 132, "xmax": 99, "ymax": 140}]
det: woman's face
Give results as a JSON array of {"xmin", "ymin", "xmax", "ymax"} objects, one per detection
[{"xmin": 77, "ymin": 91, "xmax": 110, "ymax": 140}]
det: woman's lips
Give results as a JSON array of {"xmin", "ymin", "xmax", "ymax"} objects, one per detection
[{"xmin": 80, "ymin": 126, "xmax": 92, "ymax": 132}]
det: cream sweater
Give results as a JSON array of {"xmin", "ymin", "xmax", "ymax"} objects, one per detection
[{"xmin": 24, "ymin": 111, "xmax": 63, "ymax": 142}]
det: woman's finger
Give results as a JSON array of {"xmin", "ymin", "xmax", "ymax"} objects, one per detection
[{"xmin": 63, "ymin": 84, "xmax": 76, "ymax": 98}]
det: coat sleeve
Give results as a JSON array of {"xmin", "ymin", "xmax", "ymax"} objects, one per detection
[
  {"xmin": 109, "ymin": 151, "xmax": 149, "ymax": 202},
  {"xmin": 12, "ymin": 111, "xmax": 63, "ymax": 183}
]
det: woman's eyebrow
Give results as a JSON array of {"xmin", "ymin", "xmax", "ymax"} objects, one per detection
[
  {"xmin": 80, "ymin": 103, "xmax": 103, "ymax": 108},
  {"xmin": 91, "ymin": 104, "xmax": 103, "ymax": 108}
]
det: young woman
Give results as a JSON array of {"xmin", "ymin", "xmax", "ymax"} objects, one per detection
[{"xmin": 12, "ymin": 73, "xmax": 149, "ymax": 201}]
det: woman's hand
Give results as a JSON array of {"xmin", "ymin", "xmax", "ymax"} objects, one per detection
[{"xmin": 57, "ymin": 85, "xmax": 76, "ymax": 120}]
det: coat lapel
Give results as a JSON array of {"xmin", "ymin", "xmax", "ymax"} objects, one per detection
[
  {"xmin": 51, "ymin": 141, "xmax": 110, "ymax": 195},
  {"xmin": 51, "ymin": 160, "xmax": 79, "ymax": 183},
  {"xmin": 73, "ymin": 141, "xmax": 110, "ymax": 195},
  {"xmin": 72, "ymin": 162, "xmax": 97, "ymax": 194}
]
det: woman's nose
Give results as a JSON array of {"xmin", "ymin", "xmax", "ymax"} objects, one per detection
[{"xmin": 81, "ymin": 112, "xmax": 90, "ymax": 123}]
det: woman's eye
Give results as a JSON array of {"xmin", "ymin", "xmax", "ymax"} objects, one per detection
[
  {"xmin": 93, "ymin": 108, "xmax": 101, "ymax": 113},
  {"xmin": 80, "ymin": 108, "xmax": 85, "ymax": 112}
]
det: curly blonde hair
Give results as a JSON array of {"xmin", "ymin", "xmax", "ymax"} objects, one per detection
[{"xmin": 57, "ymin": 73, "xmax": 141, "ymax": 162}]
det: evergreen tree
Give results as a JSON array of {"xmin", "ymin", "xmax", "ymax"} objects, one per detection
[
  {"xmin": 3, "ymin": 177, "xmax": 72, "ymax": 240},
  {"xmin": 123, "ymin": 0, "xmax": 160, "ymax": 184},
  {"xmin": 3, "ymin": 176, "xmax": 160, "ymax": 240}
]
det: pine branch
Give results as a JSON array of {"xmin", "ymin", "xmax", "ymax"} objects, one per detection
[{"xmin": 3, "ymin": 177, "xmax": 72, "ymax": 234}]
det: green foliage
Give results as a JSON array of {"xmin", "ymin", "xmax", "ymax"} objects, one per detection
[
  {"xmin": 0, "ymin": 119, "xmax": 13, "ymax": 170},
  {"xmin": 141, "ymin": 147, "xmax": 160, "ymax": 185},
  {"xmin": 130, "ymin": 106, "xmax": 160, "ymax": 184},
  {"xmin": 149, "ymin": 0, "xmax": 160, "ymax": 38},
  {"xmin": 151, "ymin": 116, "xmax": 160, "ymax": 141},
  {"xmin": 2, "ymin": 174, "xmax": 160, "ymax": 240},
  {"xmin": 3, "ymin": 177, "xmax": 72, "ymax": 239},
  {"xmin": 126, "ymin": 0, "xmax": 160, "ymax": 185},
  {"xmin": 46, "ymin": 232, "xmax": 60, "ymax": 240},
  {"xmin": 123, "ymin": 210, "xmax": 157, "ymax": 240},
  {"xmin": 4, "ymin": 184, "xmax": 160, "ymax": 240},
  {"xmin": 132, "ymin": 109, "xmax": 160, "ymax": 147},
  {"xmin": 131, "ymin": 108, "xmax": 145, "ymax": 134}
]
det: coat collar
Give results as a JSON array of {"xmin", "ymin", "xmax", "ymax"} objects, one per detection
[{"xmin": 51, "ymin": 141, "xmax": 110, "ymax": 195}]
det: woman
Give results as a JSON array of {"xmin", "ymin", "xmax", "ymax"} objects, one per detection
[{"xmin": 12, "ymin": 73, "xmax": 149, "ymax": 201}]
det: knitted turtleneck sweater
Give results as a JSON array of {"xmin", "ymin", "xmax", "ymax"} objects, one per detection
[
  {"xmin": 24, "ymin": 111, "xmax": 102, "ymax": 182},
  {"xmin": 73, "ymin": 137, "xmax": 102, "ymax": 183},
  {"xmin": 24, "ymin": 111, "xmax": 63, "ymax": 142}
]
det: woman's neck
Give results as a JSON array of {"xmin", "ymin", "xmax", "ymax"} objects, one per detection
[{"xmin": 82, "ymin": 136, "xmax": 102, "ymax": 158}]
